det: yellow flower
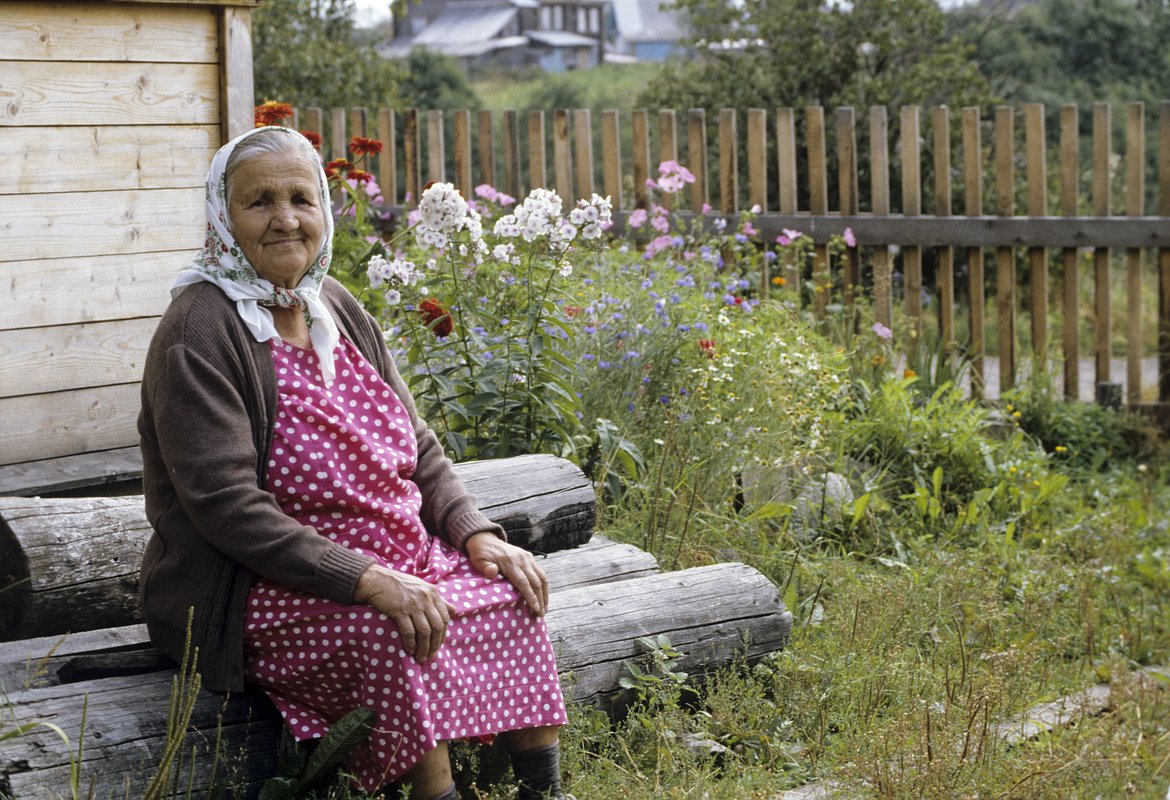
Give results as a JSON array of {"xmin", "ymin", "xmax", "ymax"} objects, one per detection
[
  {"xmin": 1054, "ymin": 445, "xmax": 1068, "ymax": 453},
  {"xmin": 904, "ymin": 369, "xmax": 917, "ymax": 380},
  {"xmin": 772, "ymin": 276, "xmax": 787, "ymax": 286},
  {"xmin": 1012, "ymin": 411, "xmax": 1021, "ymax": 418}
]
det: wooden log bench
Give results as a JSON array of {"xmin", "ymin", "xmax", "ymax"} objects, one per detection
[{"xmin": 0, "ymin": 454, "xmax": 792, "ymax": 798}]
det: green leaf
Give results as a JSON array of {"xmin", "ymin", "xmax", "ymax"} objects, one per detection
[
  {"xmin": 258, "ymin": 776, "xmax": 298, "ymax": 800},
  {"xmin": 295, "ymin": 707, "xmax": 375, "ymax": 791}
]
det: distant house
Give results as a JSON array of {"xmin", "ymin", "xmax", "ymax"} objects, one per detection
[
  {"xmin": 380, "ymin": 0, "xmax": 608, "ymax": 72},
  {"xmin": 607, "ymin": 0, "xmax": 688, "ymax": 62}
]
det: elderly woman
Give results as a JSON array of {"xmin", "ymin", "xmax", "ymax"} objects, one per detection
[{"xmin": 138, "ymin": 126, "xmax": 568, "ymax": 800}]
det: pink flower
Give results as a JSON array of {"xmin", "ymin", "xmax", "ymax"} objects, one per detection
[
  {"xmin": 742, "ymin": 222, "xmax": 757, "ymax": 236},
  {"xmin": 776, "ymin": 228, "xmax": 805, "ymax": 246},
  {"xmin": 701, "ymin": 202, "xmax": 712, "ymax": 214},
  {"xmin": 629, "ymin": 208, "xmax": 648, "ymax": 229},
  {"xmin": 644, "ymin": 235, "xmax": 676, "ymax": 257},
  {"xmin": 872, "ymin": 322, "xmax": 892, "ymax": 340},
  {"xmin": 651, "ymin": 214, "xmax": 670, "ymax": 233},
  {"xmin": 474, "ymin": 184, "xmax": 499, "ymax": 201},
  {"xmin": 843, "ymin": 227, "xmax": 857, "ymax": 247}
]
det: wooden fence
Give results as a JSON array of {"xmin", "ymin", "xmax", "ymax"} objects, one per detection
[{"xmin": 295, "ymin": 102, "xmax": 1170, "ymax": 407}]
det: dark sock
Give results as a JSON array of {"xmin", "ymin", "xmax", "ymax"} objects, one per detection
[
  {"xmin": 510, "ymin": 742, "xmax": 563, "ymax": 800},
  {"xmin": 427, "ymin": 783, "xmax": 457, "ymax": 800}
]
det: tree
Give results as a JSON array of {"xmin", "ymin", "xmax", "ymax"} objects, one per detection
[
  {"xmin": 947, "ymin": 0, "xmax": 1170, "ymax": 110},
  {"xmin": 639, "ymin": 0, "xmax": 995, "ymax": 113},
  {"xmin": 394, "ymin": 48, "xmax": 482, "ymax": 112},
  {"xmin": 252, "ymin": 0, "xmax": 402, "ymax": 109}
]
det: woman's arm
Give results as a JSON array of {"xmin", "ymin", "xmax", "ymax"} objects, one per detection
[{"xmin": 145, "ymin": 340, "xmax": 374, "ymax": 603}]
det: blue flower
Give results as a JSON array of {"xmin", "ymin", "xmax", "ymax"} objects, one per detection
[
  {"xmin": 670, "ymin": 293, "xmax": 682, "ymax": 304},
  {"xmin": 583, "ymin": 353, "xmax": 596, "ymax": 361},
  {"xmin": 584, "ymin": 325, "xmax": 596, "ymax": 334},
  {"xmin": 693, "ymin": 321, "xmax": 708, "ymax": 332},
  {"xmin": 599, "ymin": 360, "xmax": 612, "ymax": 369},
  {"xmin": 677, "ymin": 323, "xmax": 691, "ymax": 332},
  {"xmin": 641, "ymin": 278, "xmax": 653, "ymax": 289}
]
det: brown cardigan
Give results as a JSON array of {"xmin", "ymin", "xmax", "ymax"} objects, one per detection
[{"xmin": 138, "ymin": 278, "xmax": 504, "ymax": 692}]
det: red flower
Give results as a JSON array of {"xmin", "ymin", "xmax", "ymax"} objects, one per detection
[
  {"xmin": 348, "ymin": 136, "xmax": 384, "ymax": 157},
  {"xmin": 418, "ymin": 299, "xmax": 454, "ymax": 337},
  {"xmin": 300, "ymin": 130, "xmax": 322, "ymax": 150},
  {"xmin": 564, "ymin": 305, "xmax": 581, "ymax": 318},
  {"xmin": 347, "ymin": 168, "xmax": 373, "ymax": 184},
  {"xmin": 324, "ymin": 158, "xmax": 352, "ymax": 181},
  {"xmin": 698, "ymin": 338, "xmax": 716, "ymax": 358},
  {"xmin": 254, "ymin": 101, "xmax": 293, "ymax": 127}
]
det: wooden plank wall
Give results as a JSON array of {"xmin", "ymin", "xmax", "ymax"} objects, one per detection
[
  {"xmin": 298, "ymin": 101, "xmax": 1170, "ymax": 403},
  {"xmin": 0, "ymin": 1, "xmax": 252, "ymax": 469}
]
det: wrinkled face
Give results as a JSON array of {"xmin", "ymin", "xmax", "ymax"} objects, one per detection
[{"xmin": 227, "ymin": 150, "xmax": 325, "ymax": 288}]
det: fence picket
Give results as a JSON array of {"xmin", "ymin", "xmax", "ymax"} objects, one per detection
[
  {"xmin": 348, "ymin": 107, "xmax": 367, "ymax": 142},
  {"xmin": 1093, "ymin": 103, "xmax": 1113, "ymax": 387},
  {"xmin": 963, "ymin": 106, "xmax": 985, "ymax": 399},
  {"xmin": 901, "ymin": 105, "xmax": 924, "ymax": 357},
  {"xmin": 632, "ymin": 110, "xmax": 650, "ymax": 208},
  {"xmin": 503, "ymin": 109, "xmax": 521, "ymax": 200},
  {"xmin": 574, "ymin": 109, "xmax": 594, "ymax": 200},
  {"xmin": 747, "ymin": 108, "xmax": 770, "ymax": 294},
  {"xmin": 931, "ymin": 106, "xmax": 954, "ymax": 354},
  {"xmin": 553, "ymin": 109, "xmax": 573, "ymax": 203},
  {"xmin": 748, "ymin": 109, "xmax": 768, "ymax": 214},
  {"xmin": 602, "ymin": 109, "xmax": 623, "ymax": 210},
  {"xmin": 453, "ymin": 110, "xmax": 471, "ymax": 196},
  {"xmin": 403, "ymin": 108, "xmax": 420, "ymax": 205},
  {"xmin": 836, "ymin": 107, "xmax": 858, "ymax": 312},
  {"xmin": 529, "ymin": 111, "xmax": 546, "ymax": 193},
  {"xmin": 376, "ymin": 107, "xmax": 396, "ymax": 205},
  {"xmin": 330, "ymin": 106, "xmax": 346, "ymax": 159},
  {"xmin": 1060, "ymin": 105, "xmax": 1080, "ymax": 400},
  {"xmin": 871, "ymin": 106, "xmax": 892, "ymax": 329},
  {"xmin": 687, "ymin": 108, "xmax": 708, "ymax": 212},
  {"xmin": 1126, "ymin": 102, "xmax": 1146, "ymax": 404},
  {"xmin": 719, "ymin": 108, "xmax": 739, "ymax": 216},
  {"xmin": 477, "ymin": 110, "xmax": 495, "ymax": 190},
  {"xmin": 426, "ymin": 109, "xmax": 445, "ymax": 183},
  {"xmin": 995, "ymin": 105, "xmax": 1017, "ymax": 392},
  {"xmin": 1025, "ymin": 103, "xmax": 1049, "ymax": 370},
  {"xmin": 659, "ymin": 109, "xmax": 677, "ymax": 211},
  {"xmin": 808, "ymin": 106, "xmax": 828, "ymax": 318}
]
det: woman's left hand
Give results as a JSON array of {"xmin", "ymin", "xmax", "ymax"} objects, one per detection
[{"xmin": 465, "ymin": 533, "xmax": 549, "ymax": 616}]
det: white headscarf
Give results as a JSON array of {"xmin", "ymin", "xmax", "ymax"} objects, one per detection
[{"xmin": 173, "ymin": 126, "xmax": 341, "ymax": 384}]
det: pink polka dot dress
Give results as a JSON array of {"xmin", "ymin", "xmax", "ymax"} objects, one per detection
[{"xmin": 243, "ymin": 338, "xmax": 567, "ymax": 791}]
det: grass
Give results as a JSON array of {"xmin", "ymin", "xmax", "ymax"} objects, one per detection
[{"xmin": 470, "ymin": 64, "xmax": 661, "ymax": 114}]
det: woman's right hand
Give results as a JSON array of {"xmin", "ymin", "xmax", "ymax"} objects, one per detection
[{"xmin": 353, "ymin": 564, "xmax": 456, "ymax": 663}]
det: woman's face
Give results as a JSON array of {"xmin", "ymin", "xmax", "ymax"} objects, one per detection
[{"xmin": 227, "ymin": 150, "xmax": 325, "ymax": 288}]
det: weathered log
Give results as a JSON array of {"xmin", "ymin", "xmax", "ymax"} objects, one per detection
[
  {"xmin": 0, "ymin": 454, "xmax": 595, "ymax": 641},
  {"xmin": 1, "ymin": 563, "xmax": 790, "ymax": 798},
  {"xmin": 0, "ymin": 535, "xmax": 660, "ymax": 692}
]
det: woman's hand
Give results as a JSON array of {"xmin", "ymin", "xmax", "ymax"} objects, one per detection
[
  {"xmin": 353, "ymin": 564, "xmax": 456, "ymax": 663},
  {"xmin": 465, "ymin": 532, "xmax": 549, "ymax": 616}
]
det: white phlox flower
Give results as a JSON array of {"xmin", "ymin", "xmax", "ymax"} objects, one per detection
[
  {"xmin": 513, "ymin": 188, "xmax": 563, "ymax": 242},
  {"xmin": 367, "ymin": 254, "xmax": 421, "ymax": 292},
  {"xmin": 494, "ymin": 215, "xmax": 521, "ymax": 238},
  {"xmin": 415, "ymin": 182, "xmax": 483, "ymax": 250}
]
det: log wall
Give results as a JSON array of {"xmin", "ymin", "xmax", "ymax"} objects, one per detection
[{"xmin": 0, "ymin": 0, "xmax": 255, "ymax": 474}]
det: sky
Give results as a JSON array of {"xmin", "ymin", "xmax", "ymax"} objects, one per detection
[{"xmin": 352, "ymin": 0, "xmax": 393, "ymax": 27}]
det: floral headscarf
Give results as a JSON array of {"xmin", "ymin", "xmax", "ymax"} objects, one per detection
[{"xmin": 172, "ymin": 126, "xmax": 340, "ymax": 384}]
